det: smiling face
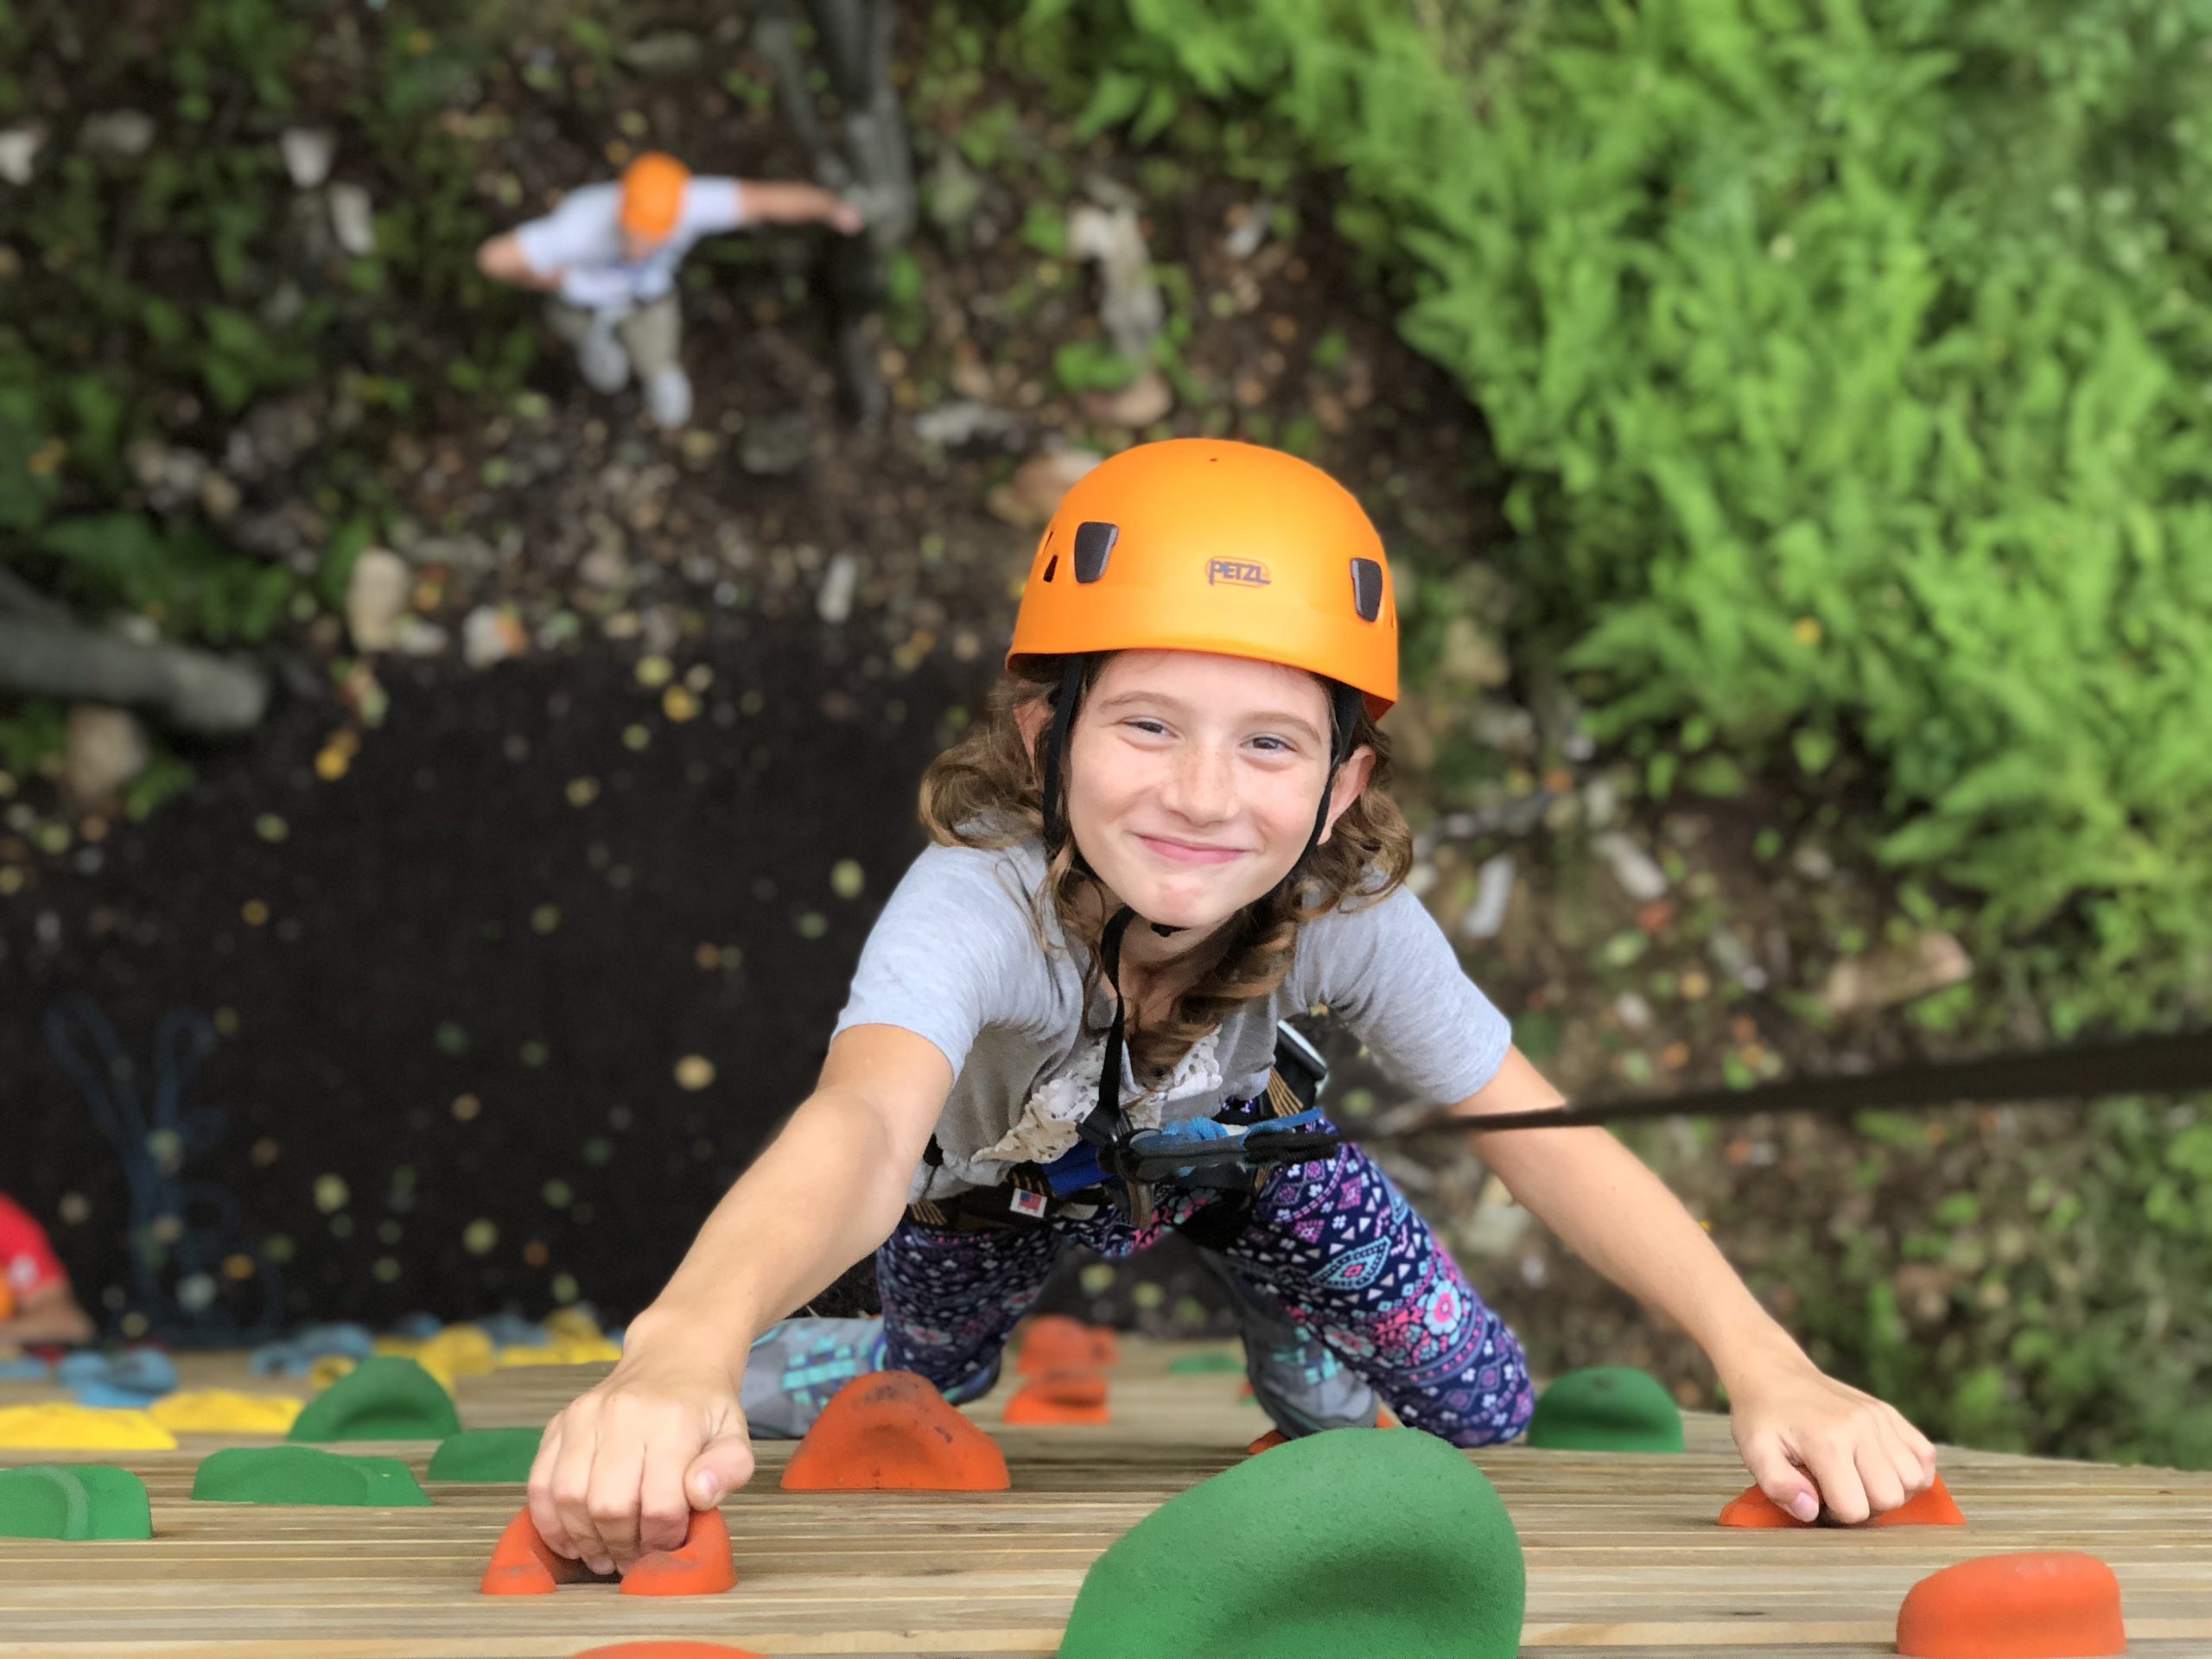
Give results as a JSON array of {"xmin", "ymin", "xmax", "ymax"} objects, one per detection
[{"xmin": 1028, "ymin": 650, "xmax": 1375, "ymax": 934}]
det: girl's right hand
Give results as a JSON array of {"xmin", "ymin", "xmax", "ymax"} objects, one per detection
[{"xmin": 525, "ymin": 1344, "xmax": 756, "ymax": 1574}]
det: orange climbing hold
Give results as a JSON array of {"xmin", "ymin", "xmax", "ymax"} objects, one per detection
[
  {"xmin": 1246, "ymin": 1414, "xmax": 1401, "ymax": 1456},
  {"xmin": 1003, "ymin": 1368, "xmax": 1109, "ymax": 1426},
  {"xmin": 624, "ymin": 1507, "xmax": 737, "ymax": 1598},
  {"xmin": 780, "ymin": 1370, "xmax": 1010, "ymax": 1491},
  {"xmin": 480, "ymin": 1508, "xmax": 595, "ymax": 1595},
  {"xmin": 479, "ymin": 1507, "xmax": 734, "ymax": 1598},
  {"xmin": 572, "ymin": 1646, "xmax": 765, "ymax": 1659},
  {"xmin": 1014, "ymin": 1314, "xmax": 1117, "ymax": 1376},
  {"xmin": 1718, "ymin": 1473, "xmax": 1966, "ymax": 1529},
  {"xmin": 1896, "ymin": 1551, "xmax": 2125, "ymax": 1657}
]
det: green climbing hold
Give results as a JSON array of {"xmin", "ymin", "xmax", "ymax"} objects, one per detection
[
  {"xmin": 427, "ymin": 1427, "xmax": 543, "ymax": 1483},
  {"xmin": 1524, "ymin": 1366, "xmax": 1684, "ymax": 1453},
  {"xmin": 1059, "ymin": 1427, "xmax": 1522, "ymax": 1659},
  {"xmin": 1166, "ymin": 1351, "xmax": 1244, "ymax": 1375},
  {"xmin": 287, "ymin": 1356, "xmax": 460, "ymax": 1443},
  {"xmin": 191, "ymin": 1446, "xmax": 430, "ymax": 1507},
  {"xmin": 0, "ymin": 1464, "xmax": 153, "ymax": 1540}
]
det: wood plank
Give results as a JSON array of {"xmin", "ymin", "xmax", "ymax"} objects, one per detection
[{"xmin": 3, "ymin": 1342, "xmax": 2208, "ymax": 1656}]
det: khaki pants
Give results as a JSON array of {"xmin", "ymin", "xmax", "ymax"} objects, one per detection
[{"xmin": 547, "ymin": 292, "xmax": 682, "ymax": 380}]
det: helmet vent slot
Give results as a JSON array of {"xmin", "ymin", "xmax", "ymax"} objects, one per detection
[
  {"xmin": 1073, "ymin": 521, "xmax": 1119, "ymax": 583},
  {"xmin": 1349, "ymin": 557, "xmax": 1384, "ymax": 621}
]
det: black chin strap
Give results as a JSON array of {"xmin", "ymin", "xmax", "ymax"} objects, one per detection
[
  {"xmin": 1039, "ymin": 666, "xmax": 1369, "ymax": 1156},
  {"xmin": 1307, "ymin": 681, "xmax": 1365, "ymax": 860},
  {"xmin": 1038, "ymin": 657, "xmax": 1087, "ymax": 861},
  {"xmin": 1077, "ymin": 906, "xmax": 1139, "ymax": 1154}
]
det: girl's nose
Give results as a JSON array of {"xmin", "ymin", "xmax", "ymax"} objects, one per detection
[{"xmin": 1164, "ymin": 742, "xmax": 1236, "ymax": 823}]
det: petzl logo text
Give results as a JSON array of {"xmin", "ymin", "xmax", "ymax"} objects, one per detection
[{"xmin": 1206, "ymin": 559, "xmax": 1270, "ymax": 587}]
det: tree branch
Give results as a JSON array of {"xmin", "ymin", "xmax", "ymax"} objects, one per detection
[{"xmin": 0, "ymin": 613, "xmax": 270, "ymax": 735}]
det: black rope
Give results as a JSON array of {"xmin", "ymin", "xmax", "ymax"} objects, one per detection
[
  {"xmin": 1037, "ymin": 656, "xmax": 1087, "ymax": 861},
  {"xmin": 1319, "ymin": 1026, "xmax": 2212, "ymax": 1149}
]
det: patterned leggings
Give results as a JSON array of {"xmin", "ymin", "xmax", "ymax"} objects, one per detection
[{"xmin": 877, "ymin": 1141, "xmax": 1534, "ymax": 1446}]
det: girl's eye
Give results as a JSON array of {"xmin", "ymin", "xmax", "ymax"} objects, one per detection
[
  {"xmin": 1249, "ymin": 735, "xmax": 1294, "ymax": 753},
  {"xmin": 1126, "ymin": 719, "xmax": 1168, "ymax": 736}
]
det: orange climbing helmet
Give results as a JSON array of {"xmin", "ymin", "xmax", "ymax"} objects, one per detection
[
  {"xmin": 1007, "ymin": 439, "xmax": 1398, "ymax": 718},
  {"xmin": 618, "ymin": 152, "xmax": 691, "ymax": 241}
]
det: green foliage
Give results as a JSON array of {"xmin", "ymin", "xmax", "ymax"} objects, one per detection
[
  {"xmin": 1052, "ymin": 338, "xmax": 1142, "ymax": 394},
  {"xmin": 1773, "ymin": 1096, "xmax": 2212, "ymax": 1469},
  {"xmin": 1019, "ymin": 0, "xmax": 2212, "ymax": 1032},
  {"xmin": 1015, "ymin": 0, "xmax": 2212, "ymax": 1466},
  {"xmin": 35, "ymin": 515, "xmax": 293, "ymax": 644}
]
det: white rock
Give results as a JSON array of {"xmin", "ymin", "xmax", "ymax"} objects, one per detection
[
  {"xmin": 345, "ymin": 548, "xmax": 410, "ymax": 652},
  {"xmin": 327, "ymin": 183, "xmax": 376, "ymax": 256},
  {"xmin": 279, "ymin": 128, "xmax": 334, "ymax": 188},
  {"xmin": 197, "ymin": 471, "xmax": 241, "ymax": 522},
  {"xmin": 1082, "ymin": 367, "xmax": 1173, "ymax": 429},
  {"xmin": 1224, "ymin": 199, "xmax": 1273, "ymax": 261},
  {"xmin": 463, "ymin": 606, "xmax": 525, "ymax": 670},
  {"xmin": 1581, "ymin": 772, "xmax": 1621, "ymax": 830},
  {"xmin": 1820, "ymin": 932, "xmax": 1973, "ymax": 1017},
  {"xmin": 60, "ymin": 706, "xmax": 149, "ymax": 810},
  {"xmin": 912, "ymin": 400, "xmax": 1021, "ymax": 448},
  {"xmin": 1791, "ymin": 842, "xmax": 1836, "ymax": 881},
  {"xmin": 1594, "ymin": 830, "xmax": 1669, "ymax": 902},
  {"xmin": 816, "ymin": 550, "xmax": 859, "ymax": 625},
  {"xmin": 392, "ymin": 616, "xmax": 448, "ymax": 658},
  {"xmin": 1066, "ymin": 203, "xmax": 1164, "ymax": 358},
  {"xmin": 1613, "ymin": 991, "xmax": 1654, "ymax": 1033},
  {"xmin": 83, "ymin": 111, "xmax": 155, "ymax": 159},
  {"xmin": 0, "ymin": 125, "xmax": 42, "ymax": 186},
  {"xmin": 986, "ymin": 445, "xmax": 1103, "ymax": 528},
  {"xmin": 1459, "ymin": 853, "xmax": 1516, "ymax": 940}
]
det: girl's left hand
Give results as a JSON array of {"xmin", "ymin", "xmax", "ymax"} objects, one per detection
[{"xmin": 1726, "ymin": 1355, "xmax": 1938, "ymax": 1524}]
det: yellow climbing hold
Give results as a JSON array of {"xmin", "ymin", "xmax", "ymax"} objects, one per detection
[
  {"xmin": 308, "ymin": 1355, "xmax": 357, "ymax": 1390},
  {"xmin": 540, "ymin": 1308, "xmax": 602, "ymax": 1345},
  {"xmin": 419, "ymin": 1325, "xmax": 496, "ymax": 1380},
  {"xmin": 150, "ymin": 1390, "xmax": 305, "ymax": 1435},
  {"xmin": 497, "ymin": 1337, "xmax": 622, "ymax": 1368},
  {"xmin": 0, "ymin": 1404, "xmax": 178, "ymax": 1451}
]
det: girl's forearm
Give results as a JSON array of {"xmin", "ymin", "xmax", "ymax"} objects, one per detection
[
  {"xmin": 625, "ymin": 1087, "xmax": 913, "ymax": 1376},
  {"xmin": 1471, "ymin": 1120, "xmax": 1808, "ymax": 1389}
]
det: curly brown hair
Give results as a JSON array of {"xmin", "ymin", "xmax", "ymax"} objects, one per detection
[{"xmin": 918, "ymin": 654, "xmax": 1414, "ymax": 1084}]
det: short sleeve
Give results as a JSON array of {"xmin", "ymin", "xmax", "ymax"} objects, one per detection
[
  {"xmin": 1300, "ymin": 884, "xmax": 1513, "ymax": 1106},
  {"xmin": 677, "ymin": 178, "xmax": 747, "ymax": 238},
  {"xmin": 513, "ymin": 186, "xmax": 616, "ymax": 276},
  {"xmin": 831, "ymin": 843, "xmax": 1050, "ymax": 1079}
]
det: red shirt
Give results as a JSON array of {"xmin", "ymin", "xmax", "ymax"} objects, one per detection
[{"xmin": 0, "ymin": 1193, "xmax": 68, "ymax": 1303}]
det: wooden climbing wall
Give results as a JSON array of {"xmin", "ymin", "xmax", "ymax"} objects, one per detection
[{"xmin": 3, "ymin": 1342, "xmax": 2209, "ymax": 1656}]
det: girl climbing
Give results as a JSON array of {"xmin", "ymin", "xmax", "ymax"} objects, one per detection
[{"xmin": 526, "ymin": 440, "xmax": 1938, "ymax": 1575}]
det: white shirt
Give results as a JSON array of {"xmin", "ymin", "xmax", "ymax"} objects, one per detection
[{"xmin": 514, "ymin": 178, "xmax": 747, "ymax": 313}]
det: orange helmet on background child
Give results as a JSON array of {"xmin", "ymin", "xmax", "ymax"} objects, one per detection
[
  {"xmin": 1007, "ymin": 438, "xmax": 1398, "ymax": 719},
  {"xmin": 618, "ymin": 152, "xmax": 692, "ymax": 241}
]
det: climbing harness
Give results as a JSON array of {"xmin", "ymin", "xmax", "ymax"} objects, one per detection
[{"xmin": 906, "ymin": 1020, "xmax": 2212, "ymax": 1233}]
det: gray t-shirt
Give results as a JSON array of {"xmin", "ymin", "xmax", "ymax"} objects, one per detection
[{"xmin": 832, "ymin": 835, "xmax": 1513, "ymax": 1201}]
